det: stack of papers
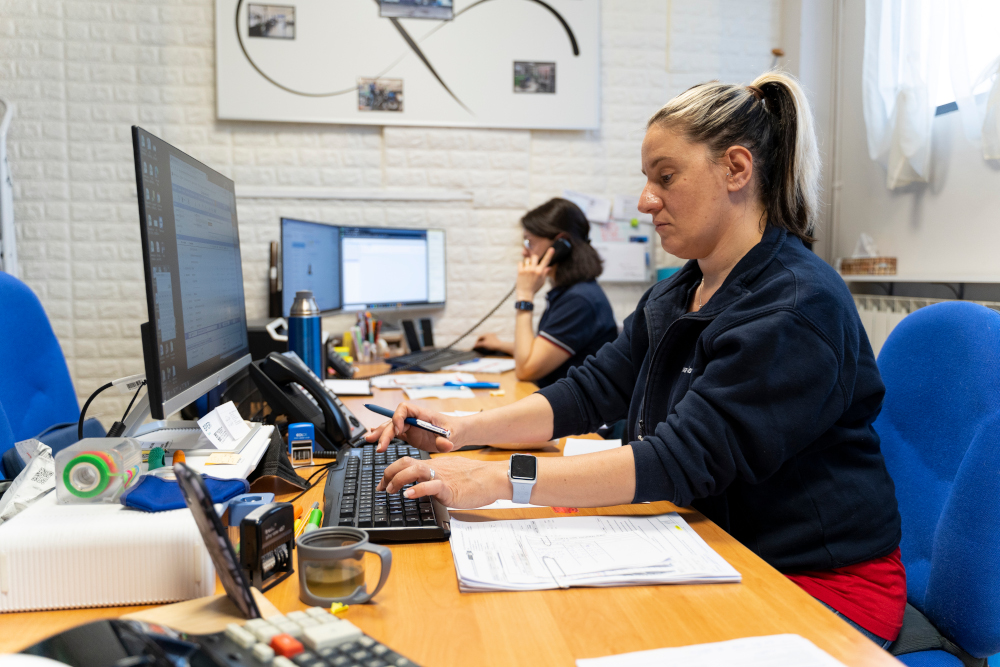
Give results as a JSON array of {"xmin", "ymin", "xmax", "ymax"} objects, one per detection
[
  {"xmin": 403, "ymin": 385, "xmax": 475, "ymax": 400},
  {"xmin": 449, "ymin": 513, "xmax": 740, "ymax": 592},
  {"xmin": 576, "ymin": 635, "xmax": 847, "ymax": 667},
  {"xmin": 371, "ymin": 372, "xmax": 477, "ymax": 390},
  {"xmin": 441, "ymin": 358, "xmax": 516, "ymax": 373},
  {"xmin": 563, "ymin": 438, "xmax": 621, "ymax": 456}
]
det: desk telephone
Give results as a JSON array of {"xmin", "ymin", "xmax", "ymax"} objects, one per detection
[{"xmin": 249, "ymin": 351, "xmax": 367, "ymax": 451}]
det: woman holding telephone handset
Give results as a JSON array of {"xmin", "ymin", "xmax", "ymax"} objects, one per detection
[
  {"xmin": 473, "ymin": 198, "xmax": 618, "ymax": 388},
  {"xmin": 371, "ymin": 73, "xmax": 906, "ymax": 646}
]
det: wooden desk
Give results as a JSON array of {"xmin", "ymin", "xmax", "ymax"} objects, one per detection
[{"xmin": 0, "ymin": 369, "xmax": 899, "ymax": 666}]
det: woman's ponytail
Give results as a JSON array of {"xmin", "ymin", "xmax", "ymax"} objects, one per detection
[{"xmin": 647, "ymin": 71, "xmax": 821, "ymax": 243}]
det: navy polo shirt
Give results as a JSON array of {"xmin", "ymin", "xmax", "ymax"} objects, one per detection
[{"xmin": 536, "ymin": 280, "xmax": 618, "ymax": 388}]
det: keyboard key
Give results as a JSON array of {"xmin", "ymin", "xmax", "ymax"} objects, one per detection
[
  {"xmin": 374, "ymin": 518, "xmax": 388, "ymax": 527},
  {"xmin": 270, "ymin": 633, "xmax": 305, "ymax": 657},
  {"xmin": 224, "ymin": 623, "xmax": 256, "ymax": 649},
  {"xmin": 292, "ymin": 653, "xmax": 322, "ymax": 667},
  {"xmin": 306, "ymin": 606, "xmax": 332, "ymax": 619},
  {"xmin": 328, "ymin": 656, "xmax": 350, "ymax": 667},
  {"xmin": 405, "ymin": 516, "xmax": 420, "ymax": 527},
  {"xmin": 273, "ymin": 657, "xmax": 296, "ymax": 667},
  {"xmin": 358, "ymin": 518, "xmax": 373, "ymax": 527},
  {"xmin": 371, "ymin": 645, "xmax": 389, "ymax": 656},
  {"xmin": 252, "ymin": 642, "xmax": 276, "ymax": 662},
  {"xmin": 250, "ymin": 623, "xmax": 282, "ymax": 644},
  {"xmin": 358, "ymin": 637, "xmax": 375, "ymax": 648},
  {"xmin": 301, "ymin": 620, "xmax": 363, "ymax": 651}
]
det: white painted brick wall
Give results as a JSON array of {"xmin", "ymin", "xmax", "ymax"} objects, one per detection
[{"xmin": 0, "ymin": 0, "xmax": 780, "ymax": 425}]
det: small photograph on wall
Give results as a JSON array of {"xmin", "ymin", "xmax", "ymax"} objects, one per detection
[
  {"xmin": 379, "ymin": 0, "xmax": 453, "ymax": 20},
  {"xmin": 248, "ymin": 4, "xmax": 295, "ymax": 39},
  {"xmin": 358, "ymin": 78, "xmax": 404, "ymax": 112},
  {"xmin": 513, "ymin": 61, "xmax": 556, "ymax": 94}
]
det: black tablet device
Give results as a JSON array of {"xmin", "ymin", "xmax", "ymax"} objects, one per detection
[{"xmin": 174, "ymin": 462, "xmax": 261, "ymax": 619}]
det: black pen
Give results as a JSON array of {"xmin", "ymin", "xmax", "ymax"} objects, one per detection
[{"xmin": 364, "ymin": 404, "xmax": 452, "ymax": 439}]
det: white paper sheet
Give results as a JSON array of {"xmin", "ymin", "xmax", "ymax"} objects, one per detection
[
  {"xmin": 196, "ymin": 401, "xmax": 250, "ymax": 451},
  {"xmin": 563, "ymin": 189, "xmax": 612, "ymax": 223},
  {"xmin": 324, "ymin": 379, "xmax": 372, "ymax": 396},
  {"xmin": 576, "ymin": 635, "xmax": 847, "ymax": 667},
  {"xmin": 371, "ymin": 372, "xmax": 477, "ymax": 389},
  {"xmin": 449, "ymin": 513, "xmax": 741, "ymax": 593},
  {"xmin": 403, "ymin": 385, "xmax": 476, "ymax": 400},
  {"xmin": 441, "ymin": 358, "xmax": 515, "ymax": 373},
  {"xmin": 563, "ymin": 438, "xmax": 621, "ymax": 456},
  {"xmin": 451, "ymin": 498, "xmax": 543, "ymax": 511},
  {"xmin": 611, "ymin": 194, "xmax": 653, "ymax": 224},
  {"xmin": 441, "ymin": 411, "xmax": 480, "ymax": 417},
  {"xmin": 592, "ymin": 242, "xmax": 648, "ymax": 282}
]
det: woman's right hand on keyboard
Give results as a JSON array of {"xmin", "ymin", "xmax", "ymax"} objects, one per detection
[{"xmin": 365, "ymin": 402, "xmax": 461, "ymax": 453}]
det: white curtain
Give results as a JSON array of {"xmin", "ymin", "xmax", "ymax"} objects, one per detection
[
  {"xmin": 977, "ymin": 55, "xmax": 1000, "ymax": 160},
  {"xmin": 863, "ymin": 0, "xmax": 1000, "ymax": 188},
  {"xmin": 862, "ymin": 0, "xmax": 945, "ymax": 189}
]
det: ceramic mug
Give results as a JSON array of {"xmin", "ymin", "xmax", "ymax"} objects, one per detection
[{"xmin": 296, "ymin": 527, "xmax": 392, "ymax": 605}]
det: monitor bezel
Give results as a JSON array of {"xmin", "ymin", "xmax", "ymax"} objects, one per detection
[
  {"xmin": 132, "ymin": 125, "xmax": 252, "ymax": 420},
  {"xmin": 279, "ymin": 216, "xmax": 344, "ymax": 317},
  {"xmin": 338, "ymin": 224, "xmax": 447, "ymax": 312}
]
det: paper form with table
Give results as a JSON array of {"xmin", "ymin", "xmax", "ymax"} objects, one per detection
[
  {"xmin": 449, "ymin": 513, "xmax": 740, "ymax": 592},
  {"xmin": 576, "ymin": 634, "xmax": 847, "ymax": 667}
]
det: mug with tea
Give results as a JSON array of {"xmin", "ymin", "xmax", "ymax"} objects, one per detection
[{"xmin": 297, "ymin": 527, "xmax": 392, "ymax": 605}]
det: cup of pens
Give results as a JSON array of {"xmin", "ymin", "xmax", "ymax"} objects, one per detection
[
  {"xmin": 351, "ymin": 312, "xmax": 381, "ymax": 363},
  {"xmin": 297, "ymin": 527, "xmax": 392, "ymax": 605}
]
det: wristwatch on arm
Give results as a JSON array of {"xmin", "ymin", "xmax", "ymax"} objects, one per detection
[
  {"xmin": 508, "ymin": 454, "xmax": 538, "ymax": 503},
  {"xmin": 514, "ymin": 300, "xmax": 534, "ymax": 311}
]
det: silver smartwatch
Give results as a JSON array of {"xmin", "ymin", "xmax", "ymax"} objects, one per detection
[{"xmin": 508, "ymin": 454, "xmax": 538, "ymax": 504}]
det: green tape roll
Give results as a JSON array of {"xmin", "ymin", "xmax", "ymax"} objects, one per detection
[{"xmin": 63, "ymin": 453, "xmax": 111, "ymax": 498}]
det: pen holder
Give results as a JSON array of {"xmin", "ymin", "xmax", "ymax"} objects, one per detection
[{"xmin": 297, "ymin": 527, "xmax": 392, "ymax": 605}]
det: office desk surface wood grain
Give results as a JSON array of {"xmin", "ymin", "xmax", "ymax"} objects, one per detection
[{"xmin": 0, "ymin": 368, "xmax": 899, "ymax": 666}]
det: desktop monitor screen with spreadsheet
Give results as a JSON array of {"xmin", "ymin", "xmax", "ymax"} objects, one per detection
[
  {"xmin": 132, "ymin": 126, "xmax": 251, "ymax": 419},
  {"xmin": 280, "ymin": 218, "xmax": 342, "ymax": 317},
  {"xmin": 339, "ymin": 226, "xmax": 446, "ymax": 311}
]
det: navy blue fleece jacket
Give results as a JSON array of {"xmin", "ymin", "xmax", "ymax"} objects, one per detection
[{"xmin": 538, "ymin": 226, "xmax": 901, "ymax": 573}]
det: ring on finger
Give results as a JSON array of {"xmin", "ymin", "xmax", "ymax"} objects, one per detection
[{"xmin": 429, "ymin": 468, "xmax": 436, "ymax": 480}]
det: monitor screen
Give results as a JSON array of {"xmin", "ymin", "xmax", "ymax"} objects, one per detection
[
  {"xmin": 340, "ymin": 226, "xmax": 445, "ymax": 311},
  {"xmin": 133, "ymin": 126, "xmax": 251, "ymax": 418},
  {"xmin": 280, "ymin": 218, "xmax": 342, "ymax": 317}
]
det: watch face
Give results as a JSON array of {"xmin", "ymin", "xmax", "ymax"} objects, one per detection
[{"xmin": 510, "ymin": 454, "xmax": 536, "ymax": 480}]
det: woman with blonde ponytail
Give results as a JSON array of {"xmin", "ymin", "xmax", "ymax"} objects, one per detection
[{"xmin": 371, "ymin": 73, "xmax": 903, "ymax": 646}]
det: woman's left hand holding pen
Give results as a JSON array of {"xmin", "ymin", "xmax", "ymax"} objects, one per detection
[{"xmin": 365, "ymin": 402, "xmax": 459, "ymax": 453}]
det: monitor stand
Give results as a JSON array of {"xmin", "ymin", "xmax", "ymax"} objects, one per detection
[{"xmin": 122, "ymin": 394, "xmax": 262, "ymax": 455}]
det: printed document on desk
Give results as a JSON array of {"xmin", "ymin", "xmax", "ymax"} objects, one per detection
[
  {"xmin": 449, "ymin": 512, "xmax": 740, "ymax": 592},
  {"xmin": 576, "ymin": 635, "xmax": 847, "ymax": 667},
  {"xmin": 370, "ymin": 372, "xmax": 477, "ymax": 389},
  {"xmin": 441, "ymin": 358, "xmax": 515, "ymax": 373}
]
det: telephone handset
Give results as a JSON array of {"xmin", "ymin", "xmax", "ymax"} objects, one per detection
[
  {"xmin": 249, "ymin": 351, "xmax": 367, "ymax": 451},
  {"xmin": 549, "ymin": 237, "xmax": 572, "ymax": 264}
]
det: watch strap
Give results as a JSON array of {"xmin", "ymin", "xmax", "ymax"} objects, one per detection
[
  {"xmin": 514, "ymin": 300, "xmax": 534, "ymax": 312},
  {"xmin": 511, "ymin": 479, "xmax": 534, "ymax": 504}
]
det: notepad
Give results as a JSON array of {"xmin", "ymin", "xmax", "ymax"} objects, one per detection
[
  {"xmin": 576, "ymin": 635, "xmax": 847, "ymax": 667},
  {"xmin": 324, "ymin": 379, "xmax": 372, "ymax": 396},
  {"xmin": 449, "ymin": 513, "xmax": 740, "ymax": 592},
  {"xmin": 563, "ymin": 438, "xmax": 621, "ymax": 456}
]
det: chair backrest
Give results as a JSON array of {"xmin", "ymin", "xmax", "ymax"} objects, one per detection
[
  {"xmin": 0, "ymin": 399, "xmax": 14, "ymax": 479},
  {"xmin": 876, "ymin": 301, "xmax": 1000, "ymax": 657},
  {"xmin": 0, "ymin": 272, "xmax": 80, "ymax": 441}
]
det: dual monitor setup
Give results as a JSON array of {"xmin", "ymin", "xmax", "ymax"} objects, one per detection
[
  {"xmin": 131, "ymin": 126, "xmax": 447, "ymax": 423},
  {"xmin": 280, "ymin": 218, "xmax": 446, "ymax": 317}
]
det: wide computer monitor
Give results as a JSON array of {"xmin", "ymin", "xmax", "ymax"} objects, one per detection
[
  {"xmin": 339, "ymin": 226, "xmax": 446, "ymax": 312},
  {"xmin": 280, "ymin": 217, "xmax": 342, "ymax": 317},
  {"xmin": 132, "ymin": 126, "xmax": 252, "ymax": 420}
]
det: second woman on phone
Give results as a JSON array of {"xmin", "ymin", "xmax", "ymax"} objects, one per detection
[{"xmin": 474, "ymin": 198, "xmax": 618, "ymax": 388}]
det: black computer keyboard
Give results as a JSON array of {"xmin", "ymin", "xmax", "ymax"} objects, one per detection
[
  {"xmin": 323, "ymin": 442, "xmax": 450, "ymax": 543},
  {"xmin": 387, "ymin": 348, "xmax": 479, "ymax": 372}
]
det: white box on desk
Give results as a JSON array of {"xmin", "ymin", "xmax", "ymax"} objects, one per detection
[{"xmin": 0, "ymin": 492, "xmax": 215, "ymax": 612}]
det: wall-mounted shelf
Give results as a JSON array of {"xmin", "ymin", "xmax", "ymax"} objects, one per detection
[{"xmin": 839, "ymin": 274, "xmax": 1000, "ymax": 299}]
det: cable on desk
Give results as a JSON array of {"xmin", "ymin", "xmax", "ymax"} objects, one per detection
[
  {"xmin": 357, "ymin": 283, "xmax": 516, "ymax": 379},
  {"xmin": 289, "ymin": 461, "xmax": 337, "ymax": 503},
  {"xmin": 78, "ymin": 382, "xmax": 113, "ymax": 441}
]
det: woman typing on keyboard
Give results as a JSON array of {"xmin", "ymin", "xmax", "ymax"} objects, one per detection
[{"xmin": 369, "ymin": 72, "xmax": 905, "ymax": 648}]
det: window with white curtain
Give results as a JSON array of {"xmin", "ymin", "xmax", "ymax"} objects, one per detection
[{"xmin": 862, "ymin": 0, "xmax": 1000, "ymax": 190}]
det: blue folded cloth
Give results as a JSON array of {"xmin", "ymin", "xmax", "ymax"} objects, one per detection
[{"xmin": 121, "ymin": 473, "xmax": 249, "ymax": 512}]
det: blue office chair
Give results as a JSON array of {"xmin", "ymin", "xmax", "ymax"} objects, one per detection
[
  {"xmin": 0, "ymin": 272, "xmax": 104, "ymax": 475},
  {"xmin": 0, "ymin": 400, "xmax": 14, "ymax": 480},
  {"xmin": 876, "ymin": 301, "xmax": 1000, "ymax": 667}
]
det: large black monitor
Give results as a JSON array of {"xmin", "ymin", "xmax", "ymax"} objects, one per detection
[
  {"xmin": 280, "ymin": 217, "xmax": 342, "ymax": 317},
  {"xmin": 132, "ymin": 126, "xmax": 251, "ymax": 420},
  {"xmin": 339, "ymin": 226, "xmax": 446, "ymax": 312}
]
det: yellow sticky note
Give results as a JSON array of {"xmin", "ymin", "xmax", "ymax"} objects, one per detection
[
  {"xmin": 489, "ymin": 389, "xmax": 506, "ymax": 397},
  {"xmin": 330, "ymin": 602, "xmax": 349, "ymax": 615},
  {"xmin": 205, "ymin": 452, "xmax": 241, "ymax": 465}
]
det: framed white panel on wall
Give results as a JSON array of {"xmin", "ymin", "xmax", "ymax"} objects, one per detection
[{"xmin": 215, "ymin": 0, "xmax": 601, "ymax": 130}]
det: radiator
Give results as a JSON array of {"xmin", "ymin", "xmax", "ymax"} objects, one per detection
[{"xmin": 854, "ymin": 295, "xmax": 1000, "ymax": 357}]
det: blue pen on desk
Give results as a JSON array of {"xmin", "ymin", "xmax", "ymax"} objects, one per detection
[
  {"xmin": 364, "ymin": 404, "xmax": 452, "ymax": 439},
  {"xmin": 444, "ymin": 382, "xmax": 500, "ymax": 389}
]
